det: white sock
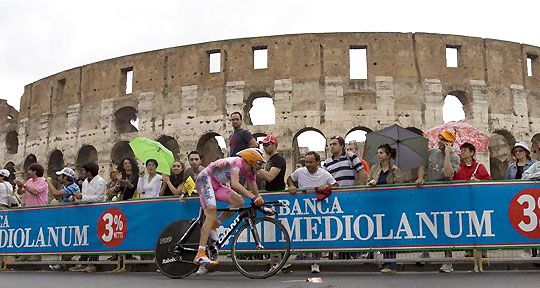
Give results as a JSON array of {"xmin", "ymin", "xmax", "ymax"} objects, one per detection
[{"xmin": 210, "ymin": 230, "xmax": 219, "ymax": 242}]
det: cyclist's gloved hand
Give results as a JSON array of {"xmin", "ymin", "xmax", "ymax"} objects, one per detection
[{"xmin": 251, "ymin": 196, "xmax": 265, "ymax": 206}]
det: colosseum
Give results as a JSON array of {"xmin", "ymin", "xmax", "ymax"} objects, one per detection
[{"xmin": 1, "ymin": 32, "xmax": 540, "ymax": 181}]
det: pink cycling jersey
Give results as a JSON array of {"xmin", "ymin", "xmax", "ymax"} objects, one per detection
[{"xmin": 196, "ymin": 157, "xmax": 256, "ymax": 208}]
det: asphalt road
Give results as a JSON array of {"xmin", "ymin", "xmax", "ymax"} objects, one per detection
[{"xmin": 1, "ymin": 271, "xmax": 539, "ymax": 288}]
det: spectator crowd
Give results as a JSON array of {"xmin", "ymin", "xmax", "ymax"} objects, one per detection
[{"xmin": 1, "ymin": 111, "xmax": 540, "ymax": 274}]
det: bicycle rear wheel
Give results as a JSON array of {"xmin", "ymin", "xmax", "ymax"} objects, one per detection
[
  {"xmin": 231, "ymin": 217, "xmax": 291, "ymax": 279},
  {"xmin": 155, "ymin": 220, "xmax": 200, "ymax": 278}
]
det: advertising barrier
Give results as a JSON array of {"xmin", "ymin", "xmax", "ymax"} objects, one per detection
[{"xmin": 1, "ymin": 181, "xmax": 540, "ymax": 255}]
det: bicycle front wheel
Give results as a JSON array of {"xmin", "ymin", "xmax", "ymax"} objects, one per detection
[{"xmin": 231, "ymin": 217, "xmax": 291, "ymax": 279}]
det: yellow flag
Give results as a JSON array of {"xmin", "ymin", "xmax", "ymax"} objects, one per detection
[{"xmin": 183, "ymin": 176, "xmax": 196, "ymax": 196}]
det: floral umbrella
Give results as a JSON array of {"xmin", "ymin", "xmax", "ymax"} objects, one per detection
[{"xmin": 424, "ymin": 121, "xmax": 491, "ymax": 153}]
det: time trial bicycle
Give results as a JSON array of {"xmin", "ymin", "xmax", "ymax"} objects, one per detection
[{"xmin": 155, "ymin": 201, "xmax": 291, "ymax": 279}]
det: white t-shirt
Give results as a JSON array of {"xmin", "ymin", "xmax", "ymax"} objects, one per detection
[
  {"xmin": 290, "ymin": 167, "xmax": 336, "ymax": 190},
  {"xmin": 81, "ymin": 175, "xmax": 106, "ymax": 203},
  {"xmin": 0, "ymin": 181, "xmax": 13, "ymax": 206},
  {"xmin": 137, "ymin": 174, "xmax": 162, "ymax": 198}
]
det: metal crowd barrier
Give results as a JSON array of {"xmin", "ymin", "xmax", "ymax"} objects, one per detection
[{"xmin": 2, "ymin": 248, "xmax": 540, "ymax": 272}]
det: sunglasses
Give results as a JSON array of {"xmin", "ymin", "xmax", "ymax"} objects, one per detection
[{"xmin": 189, "ymin": 158, "xmax": 200, "ymax": 161}]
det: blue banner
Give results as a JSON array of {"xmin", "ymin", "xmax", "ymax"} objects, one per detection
[{"xmin": 1, "ymin": 181, "xmax": 540, "ymax": 255}]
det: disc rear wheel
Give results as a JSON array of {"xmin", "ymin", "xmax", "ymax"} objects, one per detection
[{"xmin": 155, "ymin": 220, "xmax": 200, "ymax": 278}]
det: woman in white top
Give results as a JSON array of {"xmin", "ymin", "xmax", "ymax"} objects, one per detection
[{"xmin": 137, "ymin": 159, "xmax": 162, "ymax": 198}]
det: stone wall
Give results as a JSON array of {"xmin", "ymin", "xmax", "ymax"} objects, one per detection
[{"xmin": 2, "ymin": 32, "xmax": 540, "ymax": 181}]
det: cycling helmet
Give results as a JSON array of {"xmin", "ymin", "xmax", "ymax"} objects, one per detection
[{"xmin": 236, "ymin": 148, "xmax": 265, "ymax": 165}]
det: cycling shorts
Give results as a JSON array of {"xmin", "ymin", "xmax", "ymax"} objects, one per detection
[{"xmin": 196, "ymin": 171, "xmax": 234, "ymax": 209}]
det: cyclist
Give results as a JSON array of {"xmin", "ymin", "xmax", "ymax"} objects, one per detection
[{"xmin": 194, "ymin": 148, "xmax": 266, "ymax": 266}]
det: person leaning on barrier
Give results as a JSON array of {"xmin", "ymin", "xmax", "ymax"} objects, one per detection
[
  {"xmin": 67, "ymin": 162, "xmax": 106, "ymax": 273},
  {"xmin": 367, "ymin": 144, "xmax": 401, "ymax": 187},
  {"xmin": 15, "ymin": 163, "xmax": 49, "ymax": 207},
  {"xmin": 453, "ymin": 142, "xmax": 491, "ymax": 181},
  {"xmin": 525, "ymin": 139, "xmax": 540, "ymax": 180},
  {"xmin": 182, "ymin": 151, "xmax": 205, "ymax": 198},
  {"xmin": 161, "ymin": 161, "xmax": 185, "ymax": 197},
  {"xmin": 116, "ymin": 157, "xmax": 139, "ymax": 200},
  {"xmin": 367, "ymin": 144, "xmax": 401, "ymax": 273},
  {"xmin": 523, "ymin": 161, "xmax": 540, "ymax": 180},
  {"xmin": 47, "ymin": 167, "xmax": 81, "ymax": 204},
  {"xmin": 324, "ymin": 136, "xmax": 368, "ymax": 187},
  {"xmin": 106, "ymin": 168, "xmax": 122, "ymax": 201},
  {"xmin": 287, "ymin": 151, "xmax": 338, "ymax": 274},
  {"xmin": 257, "ymin": 134, "xmax": 286, "ymax": 192},
  {"xmin": 415, "ymin": 129, "xmax": 460, "ymax": 185},
  {"xmin": 0, "ymin": 169, "xmax": 13, "ymax": 210},
  {"xmin": 414, "ymin": 129, "xmax": 460, "ymax": 273},
  {"xmin": 505, "ymin": 141, "xmax": 536, "ymax": 180},
  {"xmin": 137, "ymin": 159, "xmax": 162, "ymax": 199}
]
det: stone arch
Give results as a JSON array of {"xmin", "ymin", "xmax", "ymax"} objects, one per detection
[
  {"xmin": 345, "ymin": 127, "xmax": 372, "ymax": 158},
  {"xmin": 196, "ymin": 132, "xmax": 225, "ymax": 166},
  {"xmin": 156, "ymin": 135, "xmax": 180, "ymax": 160},
  {"xmin": 244, "ymin": 92, "xmax": 275, "ymax": 125},
  {"xmin": 23, "ymin": 154, "xmax": 37, "ymax": 171},
  {"xmin": 292, "ymin": 127, "xmax": 327, "ymax": 164},
  {"xmin": 47, "ymin": 150, "xmax": 64, "ymax": 177},
  {"xmin": 5, "ymin": 130, "xmax": 18, "ymax": 155},
  {"xmin": 345, "ymin": 127, "xmax": 372, "ymax": 142},
  {"xmin": 111, "ymin": 141, "xmax": 136, "ymax": 166},
  {"xmin": 114, "ymin": 106, "xmax": 138, "ymax": 133},
  {"xmin": 443, "ymin": 90, "xmax": 469, "ymax": 122},
  {"xmin": 76, "ymin": 145, "xmax": 98, "ymax": 174},
  {"xmin": 406, "ymin": 127, "xmax": 424, "ymax": 136},
  {"xmin": 489, "ymin": 129, "xmax": 515, "ymax": 180}
]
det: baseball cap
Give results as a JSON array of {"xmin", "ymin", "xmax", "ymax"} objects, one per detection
[
  {"xmin": 261, "ymin": 134, "xmax": 278, "ymax": 144},
  {"xmin": 0, "ymin": 169, "xmax": 10, "ymax": 178},
  {"xmin": 56, "ymin": 167, "xmax": 76, "ymax": 178}
]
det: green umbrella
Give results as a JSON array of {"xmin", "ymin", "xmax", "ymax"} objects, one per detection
[{"xmin": 129, "ymin": 137, "xmax": 175, "ymax": 175}]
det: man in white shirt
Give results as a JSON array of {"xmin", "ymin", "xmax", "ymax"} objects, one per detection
[
  {"xmin": 288, "ymin": 151, "xmax": 337, "ymax": 193},
  {"xmin": 69, "ymin": 162, "xmax": 106, "ymax": 272},
  {"xmin": 287, "ymin": 151, "xmax": 337, "ymax": 273},
  {"xmin": 72, "ymin": 162, "xmax": 106, "ymax": 203}
]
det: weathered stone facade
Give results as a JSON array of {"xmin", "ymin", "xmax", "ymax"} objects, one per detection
[{"xmin": 2, "ymin": 32, "xmax": 540, "ymax": 180}]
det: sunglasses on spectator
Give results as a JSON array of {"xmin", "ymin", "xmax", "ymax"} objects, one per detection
[
  {"xmin": 172, "ymin": 164, "xmax": 182, "ymax": 168},
  {"xmin": 189, "ymin": 158, "xmax": 200, "ymax": 161},
  {"xmin": 514, "ymin": 149, "xmax": 525, "ymax": 153}
]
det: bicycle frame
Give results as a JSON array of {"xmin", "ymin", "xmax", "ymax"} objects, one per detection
[{"xmin": 175, "ymin": 205, "xmax": 260, "ymax": 251}]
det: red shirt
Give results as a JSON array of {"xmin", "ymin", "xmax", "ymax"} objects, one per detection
[{"xmin": 453, "ymin": 160, "xmax": 492, "ymax": 181}]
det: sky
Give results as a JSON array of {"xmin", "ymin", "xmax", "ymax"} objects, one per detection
[{"xmin": 0, "ymin": 0, "xmax": 535, "ymax": 151}]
